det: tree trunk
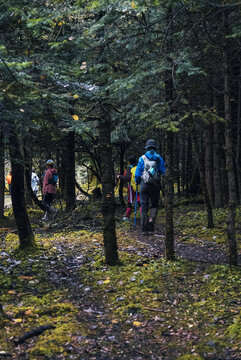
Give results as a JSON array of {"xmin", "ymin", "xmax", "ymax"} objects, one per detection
[
  {"xmin": 213, "ymin": 121, "xmax": 223, "ymax": 208},
  {"xmin": 192, "ymin": 125, "xmax": 214, "ymax": 228},
  {"xmin": 223, "ymin": 11, "xmax": 238, "ymax": 266},
  {"xmin": 23, "ymin": 142, "xmax": 32, "ymax": 206},
  {"xmin": 164, "ymin": 20, "xmax": 175, "ymax": 260},
  {"xmin": 0, "ymin": 127, "xmax": 5, "ymax": 218},
  {"xmin": 9, "ymin": 130, "xmax": 35, "ymax": 249},
  {"xmin": 205, "ymin": 123, "xmax": 214, "ymax": 206},
  {"xmin": 165, "ymin": 131, "xmax": 175, "ymax": 260},
  {"xmin": 236, "ymin": 74, "xmax": 241, "ymax": 204},
  {"xmin": 221, "ymin": 127, "xmax": 229, "ymax": 206},
  {"xmin": 65, "ymin": 131, "xmax": 76, "ymax": 212},
  {"xmin": 186, "ymin": 131, "xmax": 192, "ymax": 196},
  {"xmin": 99, "ymin": 109, "xmax": 118, "ymax": 265}
]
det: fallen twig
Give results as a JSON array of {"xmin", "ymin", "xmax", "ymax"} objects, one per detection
[{"xmin": 13, "ymin": 324, "xmax": 55, "ymax": 345}]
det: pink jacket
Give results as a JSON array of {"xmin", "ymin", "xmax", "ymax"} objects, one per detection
[{"xmin": 43, "ymin": 168, "xmax": 57, "ymax": 195}]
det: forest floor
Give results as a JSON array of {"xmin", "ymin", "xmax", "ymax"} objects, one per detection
[{"xmin": 0, "ymin": 197, "xmax": 240, "ymax": 360}]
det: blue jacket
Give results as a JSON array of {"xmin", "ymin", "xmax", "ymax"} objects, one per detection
[{"xmin": 135, "ymin": 150, "xmax": 165, "ymax": 184}]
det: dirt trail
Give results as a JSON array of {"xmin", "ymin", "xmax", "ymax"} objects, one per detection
[{"xmin": 130, "ymin": 225, "xmax": 241, "ymax": 266}]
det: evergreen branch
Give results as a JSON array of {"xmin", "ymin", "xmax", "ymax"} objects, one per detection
[{"xmin": 0, "ymin": 56, "xmax": 18, "ymax": 82}]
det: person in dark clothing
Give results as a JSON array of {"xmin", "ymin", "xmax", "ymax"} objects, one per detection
[
  {"xmin": 135, "ymin": 139, "xmax": 165, "ymax": 235},
  {"xmin": 117, "ymin": 155, "xmax": 141, "ymax": 221}
]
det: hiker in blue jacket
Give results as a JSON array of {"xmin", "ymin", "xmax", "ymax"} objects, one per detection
[{"xmin": 135, "ymin": 139, "xmax": 165, "ymax": 235}]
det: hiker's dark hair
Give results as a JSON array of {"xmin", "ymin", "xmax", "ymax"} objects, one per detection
[{"xmin": 127, "ymin": 155, "xmax": 136, "ymax": 166}]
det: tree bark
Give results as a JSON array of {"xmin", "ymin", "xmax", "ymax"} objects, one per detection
[
  {"xmin": 192, "ymin": 125, "xmax": 214, "ymax": 228},
  {"xmin": 99, "ymin": 109, "xmax": 118, "ymax": 265},
  {"xmin": 164, "ymin": 18, "xmax": 175, "ymax": 260},
  {"xmin": 9, "ymin": 130, "xmax": 35, "ymax": 249},
  {"xmin": 223, "ymin": 11, "xmax": 238, "ymax": 265},
  {"xmin": 181, "ymin": 129, "xmax": 187, "ymax": 196},
  {"xmin": 165, "ymin": 131, "xmax": 175, "ymax": 260},
  {"xmin": 236, "ymin": 73, "xmax": 241, "ymax": 204},
  {"xmin": 65, "ymin": 131, "xmax": 76, "ymax": 212},
  {"xmin": 205, "ymin": 123, "xmax": 214, "ymax": 206},
  {"xmin": 213, "ymin": 120, "xmax": 223, "ymax": 208},
  {"xmin": 23, "ymin": 142, "xmax": 32, "ymax": 206}
]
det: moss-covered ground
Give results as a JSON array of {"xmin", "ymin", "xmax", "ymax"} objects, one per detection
[{"xmin": 0, "ymin": 198, "xmax": 240, "ymax": 359}]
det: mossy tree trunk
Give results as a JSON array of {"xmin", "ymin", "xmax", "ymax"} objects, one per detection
[
  {"xmin": 99, "ymin": 108, "xmax": 118, "ymax": 265},
  {"xmin": 9, "ymin": 130, "xmax": 35, "ymax": 249}
]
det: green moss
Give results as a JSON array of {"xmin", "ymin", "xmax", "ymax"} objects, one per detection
[
  {"xmin": 29, "ymin": 323, "xmax": 78, "ymax": 359},
  {"xmin": 227, "ymin": 312, "xmax": 241, "ymax": 341}
]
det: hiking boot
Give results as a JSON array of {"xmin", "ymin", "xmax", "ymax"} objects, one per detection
[
  {"xmin": 41, "ymin": 212, "xmax": 49, "ymax": 222},
  {"xmin": 148, "ymin": 221, "xmax": 154, "ymax": 232},
  {"xmin": 122, "ymin": 217, "xmax": 130, "ymax": 222}
]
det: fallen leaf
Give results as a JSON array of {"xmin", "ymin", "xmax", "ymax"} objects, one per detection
[
  {"xmin": 133, "ymin": 321, "xmax": 141, "ymax": 327},
  {"xmin": 13, "ymin": 318, "xmax": 22, "ymax": 323}
]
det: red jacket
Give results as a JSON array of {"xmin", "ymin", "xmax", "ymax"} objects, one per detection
[{"xmin": 43, "ymin": 168, "xmax": 57, "ymax": 195}]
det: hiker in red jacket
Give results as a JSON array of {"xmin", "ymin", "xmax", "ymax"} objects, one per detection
[{"xmin": 42, "ymin": 159, "xmax": 58, "ymax": 221}]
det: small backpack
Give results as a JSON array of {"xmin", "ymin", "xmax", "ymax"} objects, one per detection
[
  {"xmin": 48, "ymin": 173, "xmax": 58, "ymax": 185},
  {"xmin": 141, "ymin": 155, "xmax": 161, "ymax": 184}
]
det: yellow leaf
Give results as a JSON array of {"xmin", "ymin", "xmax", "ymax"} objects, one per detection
[
  {"xmin": 73, "ymin": 94, "xmax": 79, "ymax": 99},
  {"xmin": 58, "ymin": 21, "xmax": 63, "ymax": 26},
  {"xmin": 103, "ymin": 279, "xmax": 110, "ymax": 284},
  {"xmin": 72, "ymin": 115, "xmax": 79, "ymax": 121},
  {"xmin": 131, "ymin": 1, "xmax": 136, "ymax": 8},
  {"xmin": 13, "ymin": 318, "xmax": 22, "ymax": 323},
  {"xmin": 133, "ymin": 321, "xmax": 141, "ymax": 327},
  {"xmin": 8, "ymin": 290, "xmax": 16, "ymax": 295}
]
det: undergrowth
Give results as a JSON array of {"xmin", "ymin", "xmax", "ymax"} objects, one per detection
[{"xmin": 0, "ymin": 200, "xmax": 240, "ymax": 359}]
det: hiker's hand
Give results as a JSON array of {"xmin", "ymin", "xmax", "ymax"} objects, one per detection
[{"xmin": 116, "ymin": 175, "xmax": 120, "ymax": 179}]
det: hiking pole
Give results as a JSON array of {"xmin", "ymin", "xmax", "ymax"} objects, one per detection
[{"xmin": 134, "ymin": 186, "xmax": 138, "ymax": 227}]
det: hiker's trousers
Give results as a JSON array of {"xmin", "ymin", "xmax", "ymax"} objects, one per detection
[
  {"xmin": 140, "ymin": 181, "xmax": 160, "ymax": 212},
  {"xmin": 140, "ymin": 181, "xmax": 160, "ymax": 231},
  {"xmin": 42, "ymin": 193, "xmax": 54, "ymax": 211}
]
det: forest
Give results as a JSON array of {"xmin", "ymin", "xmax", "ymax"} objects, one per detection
[{"xmin": 0, "ymin": 0, "xmax": 241, "ymax": 359}]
